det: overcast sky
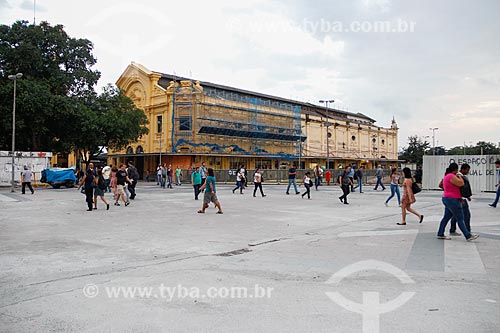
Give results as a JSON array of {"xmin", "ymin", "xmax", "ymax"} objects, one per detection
[{"xmin": 1, "ymin": 0, "xmax": 499, "ymax": 150}]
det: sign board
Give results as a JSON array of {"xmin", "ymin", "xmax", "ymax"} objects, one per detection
[{"xmin": 423, "ymin": 155, "xmax": 500, "ymax": 192}]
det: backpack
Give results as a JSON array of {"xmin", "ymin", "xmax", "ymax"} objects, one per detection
[
  {"xmin": 353, "ymin": 172, "xmax": 358, "ymax": 180},
  {"xmin": 129, "ymin": 167, "xmax": 139, "ymax": 180},
  {"xmin": 98, "ymin": 176, "xmax": 107, "ymax": 190}
]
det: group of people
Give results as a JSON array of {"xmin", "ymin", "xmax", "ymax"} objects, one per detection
[
  {"xmin": 77, "ymin": 161, "xmax": 139, "ymax": 211},
  {"xmin": 156, "ymin": 164, "xmax": 184, "ymax": 189}
]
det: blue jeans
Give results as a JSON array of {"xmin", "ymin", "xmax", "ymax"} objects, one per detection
[
  {"xmin": 168, "ymin": 176, "xmax": 173, "ymax": 188},
  {"xmin": 492, "ymin": 185, "xmax": 500, "ymax": 206},
  {"xmin": 353, "ymin": 178, "xmax": 363, "ymax": 192},
  {"xmin": 385, "ymin": 184, "xmax": 401, "ymax": 205},
  {"xmin": 438, "ymin": 197, "xmax": 472, "ymax": 239},
  {"xmin": 286, "ymin": 178, "xmax": 298, "ymax": 194},
  {"xmin": 374, "ymin": 176, "xmax": 385, "ymax": 190},
  {"xmin": 450, "ymin": 199, "xmax": 471, "ymax": 232}
]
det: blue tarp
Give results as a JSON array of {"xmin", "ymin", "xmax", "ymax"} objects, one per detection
[{"xmin": 41, "ymin": 168, "xmax": 76, "ymax": 183}]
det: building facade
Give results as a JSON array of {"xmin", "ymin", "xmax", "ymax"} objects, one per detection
[{"xmin": 109, "ymin": 63, "xmax": 398, "ymax": 176}]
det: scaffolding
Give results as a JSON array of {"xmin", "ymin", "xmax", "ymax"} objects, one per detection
[{"xmin": 170, "ymin": 81, "xmax": 305, "ymax": 162}]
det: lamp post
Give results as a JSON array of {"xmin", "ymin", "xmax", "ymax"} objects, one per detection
[
  {"xmin": 429, "ymin": 127, "xmax": 438, "ymax": 155},
  {"xmin": 158, "ymin": 119, "xmax": 163, "ymax": 166},
  {"xmin": 8, "ymin": 73, "xmax": 23, "ymax": 193},
  {"xmin": 319, "ymin": 99, "xmax": 334, "ymax": 169}
]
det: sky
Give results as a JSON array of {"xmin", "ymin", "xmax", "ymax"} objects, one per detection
[{"xmin": 1, "ymin": 0, "xmax": 499, "ymax": 150}]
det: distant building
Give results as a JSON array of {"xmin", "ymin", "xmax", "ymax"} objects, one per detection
[{"xmin": 109, "ymin": 62, "xmax": 398, "ymax": 174}]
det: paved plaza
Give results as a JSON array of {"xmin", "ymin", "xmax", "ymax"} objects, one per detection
[{"xmin": 1, "ymin": 183, "xmax": 499, "ymax": 332}]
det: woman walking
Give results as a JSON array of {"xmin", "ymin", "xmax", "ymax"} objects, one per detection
[
  {"xmin": 232, "ymin": 168, "xmax": 244, "ymax": 194},
  {"xmin": 338, "ymin": 166, "xmax": 353, "ymax": 204},
  {"xmin": 192, "ymin": 166, "xmax": 202, "ymax": 200},
  {"xmin": 93, "ymin": 169, "xmax": 110, "ymax": 210},
  {"xmin": 302, "ymin": 171, "xmax": 312, "ymax": 199},
  {"xmin": 385, "ymin": 168, "xmax": 401, "ymax": 206},
  {"xmin": 78, "ymin": 167, "xmax": 95, "ymax": 211},
  {"xmin": 110, "ymin": 166, "xmax": 118, "ymax": 203},
  {"xmin": 253, "ymin": 168, "xmax": 266, "ymax": 197},
  {"xmin": 437, "ymin": 163, "xmax": 479, "ymax": 241},
  {"xmin": 198, "ymin": 168, "xmax": 223, "ymax": 214},
  {"xmin": 398, "ymin": 167, "xmax": 423, "ymax": 225}
]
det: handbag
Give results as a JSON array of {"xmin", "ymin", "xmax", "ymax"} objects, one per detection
[{"xmin": 411, "ymin": 181, "xmax": 421, "ymax": 194}]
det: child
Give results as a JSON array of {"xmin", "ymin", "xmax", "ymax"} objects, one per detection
[{"xmin": 302, "ymin": 171, "xmax": 312, "ymax": 199}]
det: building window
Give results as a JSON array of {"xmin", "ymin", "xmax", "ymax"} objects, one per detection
[
  {"xmin": 157, "ymin": 116, "xmax": 162, "ymax": 133},
  {"xmin": 126, "ymin": 146, "xmax": 134, "ymax": 154},
  {"xmin": 351, "ymin": 135, "xmax": 356, "ymax": 141},
  {"xmin": 179, "ymin": 116, "xmax": 191, "ymax": 131},
  {"xmin": 381, "ymin": 139, "xmax": 385, "ymax": 145}
]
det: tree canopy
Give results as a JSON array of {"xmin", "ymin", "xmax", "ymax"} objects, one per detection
[
  {"xmin": 399, "ymin": 135, "xmax": 430, "ymax": 165},
  {"xmin": 0, "ymin": 20, "xmax": 148, "ymax": 160}
]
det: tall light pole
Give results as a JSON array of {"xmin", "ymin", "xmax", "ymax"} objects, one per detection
[
  {"xmin": 158, "ymin": 118, "xmax": 163, "ymax": 166},
  {"xmin": 319, "ymin": 99, "xmax": 334, "ymax": 169},
  {"xmin": 429, "ymin": 127, "xmax": 438, "ymax": 155},
  {"xmin": 8, "ymin": 73, "xmax": 23, "ymax": 192}
]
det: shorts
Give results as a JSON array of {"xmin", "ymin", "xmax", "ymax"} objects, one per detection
[
  {"xmin": 117, "ymin": 185, "xmax": 125, "ymax": 195},
  {"xmin": 203, "ymin": 191, "xmax": 218, "ymax": 204}
]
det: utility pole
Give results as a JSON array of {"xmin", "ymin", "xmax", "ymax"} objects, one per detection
[
  {"xmin": 429, "ymin": 127, "xmax": 438, "ymax": 155},
  {"xmin": 319, "ymin": 99, "xmax": 335, "ymax": 169},
  {"xmin": 8, "ymin": 73, "xmax": 23, "ymax": 192}
]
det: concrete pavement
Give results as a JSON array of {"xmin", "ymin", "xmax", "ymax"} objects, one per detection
[{"xmin": 0, "ymin": 183, "xmax": 499, "ymax": 332}]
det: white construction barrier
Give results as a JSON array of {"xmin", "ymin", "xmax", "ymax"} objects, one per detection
[{"xmin": 0, "ymin": 151, "xmax": 52, "ymax": 186}]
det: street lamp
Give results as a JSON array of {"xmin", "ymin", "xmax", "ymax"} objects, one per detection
[
  {"xmin": 429, "ymin": 127, "xmax": 438, "ymax": 155},
  {"xmin": 8, "ymin": 73, "xmax": 23, "ymax": 192},
  {"xmin": 319, "ymin": 99, "xmax": 335, "ymax": 169}
]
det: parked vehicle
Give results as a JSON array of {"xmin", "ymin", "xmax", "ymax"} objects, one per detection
[{"xmin": 40, "ymin": 168, "xmax": 77, "ymax": 189}]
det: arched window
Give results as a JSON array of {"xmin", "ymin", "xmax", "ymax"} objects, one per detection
[
  {"xmin": 136, "ymin": 146, "xmax": 144, "ymax": 154},
  {"xmin": 126, "ymin": 146, "xmax": 134, "ymax": 154}
]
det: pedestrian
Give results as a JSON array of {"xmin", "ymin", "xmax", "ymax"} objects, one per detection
[
  {"xmin": 232, "ymin": 168, "xmax": 244, "ymax": 194},
  {"xmin": 286, "ymin": 164, "xmax": 300, "ymax": 195},
  {"xmin": 415, "ymin": 165, "xmax": 423, "ymax": 184},
  {"xmin": 110, "ymin": 166, "xmax": 118, "ymax": 201},
  {"xmin": 449, "ymin": 163, "xmax": 472, "ymax": 235},
  {"xmin": 198, "ymin": 168, "xmax": 223, "ymax": 214},
  {"xmin": 160, "ymin": 163, "xmax": 167, "ymax": 188},
  {"xmin": 385, "ymin": 168, "xmax": 401, "ymax": 206},
  {"xmin": 21, "ymin": 165, "xmax": 35, "ymax": 194},
  {"xmin": 325, "ymin": 170, "xmax": 331, "ymax": 186},
  {"xmin": 302, "ymin": 171, "xmax": 312, "ymax": 199},
  {"xmin": 156, "ymin": 164, "xmax": 162, "ymax": 185},
  {"xmin": 314, "ymin": 165, "xmax": 323, "ymax": 190},
  {"xmin": 175, "ymin": 166, "xmax": 182, "ymax": 185},
  {"xmin": 78, "ymin": 166, "xmax": 95, "ymax": 211},
  {"xmin": 167, "ymin": 164, "xmax": 173, "ymax": 189},
  {"xmin": 253, "ymin": 168, "xmax": 266, "ymax": 197},
  {"xmin": 239, "ymin": 165, "xmax": 247, "ymax": 189},
  {"xmin": 127, "ymin": 161, "xmax": 139, "ymax": 200},
  {"xmin": 374, "ymin": 165, "xmax": 386, "ymax": 191},
  {"xmin": 353, "ymin": 166, "xmax": 364, "ymax": 193},
  {"xmin": 200, "ymin": 162, "xmax": 207, "ymax": 192},
  {"xmin": 489, "ymin": 159, "xmax": 500, "ymax": 208},
  {"xmin": 102, "ymin": 164, "xmax": 111, "ymax": 192},
  {"xmin": 93, "ymin": 169, "xmax": 110, "ymax": 210},
  {"xmin": 398, "ymin": 167, "xmax": 423, "ymax": 225},
  {"xmin": 115, "ymin": 163, "xmax": 132, "ymax": 207},
  {"xmin": 437, "ymin": 163, "xmax": 479, "ymax": 241},
  {"xmin": 338, "ymin": 166, "xmax": 353, "ymax": 204},
  {"xmin": 348, "ymin": 165, "xmax": 355, "ymax": 191},
  {"xmin": 192, "ymin": 166, "xmax": 202, "ymax": 200}
]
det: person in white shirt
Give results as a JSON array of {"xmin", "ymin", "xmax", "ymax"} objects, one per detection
[
  {"xmin": 253, "ymin": 168, "xmax": 266, "ymax": 197},
  {"xmin": 302, "ymin": 171, "xmax": 312, "ymax": 199},
  {"xmin": 232, "ymin": 169, "xmax": 244, "ymax": 194},
  {"xmin": 21, "ymin": 165, "xmax": 34, "ymax": 194}
]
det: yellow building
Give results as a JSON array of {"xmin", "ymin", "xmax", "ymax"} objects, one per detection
[{"xmin": 109, "ymin": 62, "xmax": 398, "ymax": 176}]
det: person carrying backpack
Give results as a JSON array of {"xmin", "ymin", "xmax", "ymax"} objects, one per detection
[{"xmin": 93, "ymin": 168, "xmax": 110, "ymax": 210}]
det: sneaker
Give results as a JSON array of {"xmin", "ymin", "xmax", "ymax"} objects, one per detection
[
  {"xmin": 467, "ymin": 234, "xmax": 479, "ymax": 241},
  {"xmin": 106, "ymin": 204, "xmax": 110, "ymax": 211},
  {"xmin": 338, "ymin": 196, "xmax": 343, "ymax": 203},
  {"xmin": 295, "ymin": 192, "xmax": 300, "ymax": 195},
  {"xmin": 489, "ymin": 204, "xmax": 497, "ymax": 208},
  {"xmin": 384, "ymin": 202, "xmax": 388, "ymax": 207},
  {"xmin": 437, "ymin": 236, "xmax": 451, "ymax": 240},
  {"xmin": 450, "ymin": 232, "xmax": 461, "ymax": 236},
  {"xmin": 286, "ymin": 192, "xmax": 289, "ymax": 195},
  {"xmin": 125, "ymin": 201, "xmax": 130, "ymax": 207}
]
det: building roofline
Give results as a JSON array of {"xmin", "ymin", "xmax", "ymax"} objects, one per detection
[{"xmin": 156, "ymin": 72, "xmax": 376, "ymax": 124}]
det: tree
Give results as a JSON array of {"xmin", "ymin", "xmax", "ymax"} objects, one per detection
[
  {"xmin": 69, "ymin": 86, "xmax": 149, "ymax": 162},
  {"xmin": 399, "ymin": 135, "xmax": 430, "ymax": 165},
  {"xmin": 447, "ymin": 141, "xmax": 499, "ymax": 155},
  {"xmin": 0, "ymin": 21, "xmax": 148, "ymax": 157}
]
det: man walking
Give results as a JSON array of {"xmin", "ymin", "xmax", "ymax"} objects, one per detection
[
  {"xmin": 115, "ymin": 164, "xmax": 132, "ymax": 206},
  {"xmin": 127, "ymin": 161, "xmax": 139, "ymax": 200},
  {"xmin": 286, "ymin": 164, "xmax": 300, "ymax": 195},
  {"xmin": 450, "ymin": 164, "xmax": 472, "ymax": 235},
  {"xmin": 374, "ymin": 165, "xmax": 386, "ymax": 191},
  {"xmin": 167, "ymin": 164, "xmax": 173, "ymax": 189},
  {"xmin": 489, "ymin": 159, "xmax": 500, "ymax": 208},
  {"xmin": 353, "ymin": 166, "xmax": 364, "ymax": 193},
  {"xmin": 102, "ymin": 164, "xmax": 111, "ymax": 192},
  {"xmin": 314, "ymin": 165, "xmax": 323, "ymax": 190},
  {"xmin": 175, "ymin": 166, "xmax": 182, "ymax": 186},
  {"xmin": 200, "ymin": 162, "xmax": 207, "ymax": 191},
  {"xmin": 21, "ymin": 165, "xmax": 35, "ymax": 194},
  {"xmin": 191, "ymin": 166, "xmax": 202, "ymax": 200}
]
